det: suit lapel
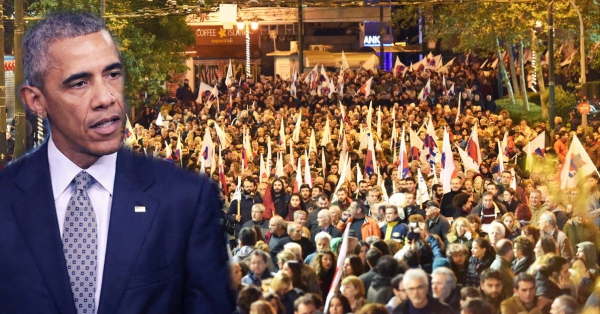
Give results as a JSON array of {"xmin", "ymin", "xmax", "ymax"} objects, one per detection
[
  {"xmin": 11, "ymin": 144, "xmax": 77, "ymax": 314},
  {"xmin": 98, "ymin": 150, "xmax": 159, "ymax": 314}
]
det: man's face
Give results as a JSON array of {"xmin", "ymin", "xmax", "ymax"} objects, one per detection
[
  {"xmin": 273, "ymin": 181, "xmax": 283, "ymax": 193},
  {"xmin": 317, "ymin": 197, "xmax": 329, "ymax": 209},
  {"xmin": 269, "ymin": 220, "xmax": 280, "ymax": 233},
  {"xmin": 489, "ymin": 227, "xmax": 505, "ymax": 244},
  {"xmin": 385, "ymin": 208, "xmax": 398, "ymax": 222},
  {"xmin": 486, "ymin": 184, "xmax": 498, "ymax": 196},
  {"xmin": 311, "ymin": 187, "xmax": 321, "ymax": 198},
  {"xmin": 359, "ymin": 182, "xmax": 369, "ymax": 194},
  {"xmin": 295, "ymin": 213, "xmax": 307, "ymax": 227},
  {"xmin": 317, "ymin": 211, "xmax": 330, "ymax": 228},
  {"xmin": 300, "ymin": 187, "xmax": 310, "ymax": 199},
  {"xmin": 289, "ymin": 226, "xmax": 303, "ymax": 240},
  {"xmin": 26, "ymin": 31, "xmax": 125, "ymax": 166},
  {"xmin": 316, "ymin": 238, "xmax": 330, "ymax": 252},
  {"xmin": 431, "ymin": 273, "xmax": 450, "ymax": 300},
  {"xmin": 406, "ymin": 180, "xmax": 416, "ymax": 192},
  {"xmin": 337, "ymin": 189, "xmax": 347, "ymax": 201},
  {"xmin": 451, "ymin": 178, "xmax": 462, "ymax": 192},
  {"xmin": 405, "ymin": 193, "xmax": 415, "ymax": 205},
  {"xmin": 435, "ymin": 186, "xmax": 444, "ymax": 198},
  {"xmin": 405, "ymin": 278, "xmax": 428, "ymax": 307},
  {"xmin": 425, "ymin": 206, "xmax": 439, "ymax": 217},
  {"xmin": 481, "ymin": 279, "xmax": 503, "ymax": 299},
  {"xmin": 482, "ymin": 195, "xmax": 493, "ymax": 209},
  {"xmin": 257, "ymin": 183, "xmax": 267, "ymax": 196},
  {"xmin": 515, "ymin": 280, "xmax": 536, "ymax": 306},
  {"xmin": 530, "ymin": 192, "xmax": 540, "ymax": 206},
  {"xmin": 243, "ymin": 181, "xmax": 254, "ymax": 194},
  {"xmin": 367, "ymin": 191, "xmax": 380, "ymax": 204},
  {"xmin": 501, "ymin": 172, "xmax": 512, "ymax": 185},
  {"xmin": 249, "ymin": 255, "xmax": 267, "ymax": 277},
  {"xmin": 251, "ymin": 208, "xmax": 263, "ymax": 222}
]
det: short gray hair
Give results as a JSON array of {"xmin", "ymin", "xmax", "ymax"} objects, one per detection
[
  {"xmin": 314, "ymin": 231, "xmax": 332, "ymax": 243},
  {"xmin": 287, "ymin": 222, "xmax": 299, "ymax": 234},
  {"xmin": 403, "ymin": 268, "xmax": 429, "ymax": 289},
  {"xmin": 540, "ymin": 212, "xmax": 556, "ymax": 226},
  {"xmin": 432, "ymin": 267, "xmax": 457, "ymax": 289},
  {"xmin": 23, "ymin": 12, "xmax": 115, "ymax": 88},
  {"xmin": 489, "ymin": 221, "xmax": 506, "ymax": 237},
  {"xmin": 252, "ymin": 204, "xmax": 265, "ymax": 213}
]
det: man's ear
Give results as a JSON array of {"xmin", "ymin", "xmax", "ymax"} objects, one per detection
[{"xmin": 20, "ymin": 85, "xmax": 46, "ymax": 118}]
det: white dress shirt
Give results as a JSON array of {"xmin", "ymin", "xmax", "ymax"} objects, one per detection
[{"xmin": 48, "ymin": 138, "xmax": 117, "ymax": 309}]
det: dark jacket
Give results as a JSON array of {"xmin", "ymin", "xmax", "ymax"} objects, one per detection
[
  {"xmin": 227, "ymin": 193, "xmax": 263, "ymax": 235},
  {"xmin": 403, "ymin": 206, "xmax": 426, "ymax": 224},
  {"xmin": 441, "ymin": 190, "xmax": 461, "ymax": 218},
  {"xmin": 271, "ymin": 236, "xmax": 315, "ymax": 264},
  {"xmin": 467, "ymin": 254, "xmax": 495, "ymax": 287},
  {"xmin": 381, "ymin": 218, "xmax": 409, "ymax": 242},
  {"xmin": 512, "ymin": 255, "xmax": 535, "ymax": 275},
  {"xmin": 367, "ymin": 273, "xmax": 394, "ymax": 304},
  {"xmin": 310, "ymin": 224, "xmax": 342, "ymax": 242},
  {"xmin": 392, "ymin": 296, "xmax": 454, "ymax": 314},
  {"xmin": 426, "ymin": 215, "xmax": 451, "ymax": 239},
  {"xmin": 359, "ymin": 268, "xmax": 379, "ymax": 292},
  {"xmin": 272, "ymin": 193, "xmax": 291, "ymax": 220},
  {"xmin": 535, "ymin": 271, "xmax": 571, "ymax": 300}
]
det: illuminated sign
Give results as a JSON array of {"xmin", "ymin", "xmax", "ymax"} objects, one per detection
[{"xmin": 363, "ymin": 22, "xmax": 392, "ymax": 47}]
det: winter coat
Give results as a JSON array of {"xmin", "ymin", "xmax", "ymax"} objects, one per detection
[
  {"xmin": 490, "ymin": 255, "xmax": 515, "ymax": 297},
  {"xmin": 367, "ymin": 274, "xmax": 394, "ymax": 304},
  {"xmin": 467, "ymin": 254, "xmax": 495, "ymax": 287},
  {"xmin": 381, "ymin": 218, "xmax": 409, "ymax": 242},
  {"xmin": 392, "ymin": 296, "xmax": 455, "ymax": 314},
  {"xmin": 535, "ymin": 271, "xmax": 570, "ymax": 300}
]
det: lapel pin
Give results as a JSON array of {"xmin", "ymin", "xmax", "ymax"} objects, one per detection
[{"xmin": 135, "ymin": 206, "xmax": 146, "ymax": 213}]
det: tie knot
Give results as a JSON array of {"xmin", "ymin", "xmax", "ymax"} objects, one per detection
[{"xmin": 74, "ymin": 171, "xmax": 94, "ymax": 191}]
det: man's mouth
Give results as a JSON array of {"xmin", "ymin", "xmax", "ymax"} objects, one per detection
[{"xmin": 91, "ymin": 117, "xmax": 121, "ymax": 134}]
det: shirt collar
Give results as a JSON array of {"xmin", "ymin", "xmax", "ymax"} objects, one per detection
[{"xmin": 48, "ymin": 137, "xmax": 118, "ymax": 200}]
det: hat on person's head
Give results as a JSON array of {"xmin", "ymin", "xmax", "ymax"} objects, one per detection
[
  {"xmin": 425, "ymin": 200, "xmax": 440, "ymax": 209},
  {"xmin": 348, "ymin": 230, "xmax": 358, "ymax": 239}
]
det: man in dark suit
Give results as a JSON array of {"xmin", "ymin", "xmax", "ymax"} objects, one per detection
[{"xmin": 0, "ymin": 12, "xmax": 234, "ymax": 314}]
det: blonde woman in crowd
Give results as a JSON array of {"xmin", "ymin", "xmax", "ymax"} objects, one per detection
[{"xmin": 340, "ymin": 275, "xmax": 367, "ymax": 313}]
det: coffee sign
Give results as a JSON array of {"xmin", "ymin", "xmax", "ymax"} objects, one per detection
[{"xmin": 192, "ymin": 26, "xmax": 257, "ymax": 46}]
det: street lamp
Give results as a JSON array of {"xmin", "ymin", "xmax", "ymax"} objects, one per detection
[
  {"xmin": 548, "ymin": 1, "xmax": 556, "ymax": 130},
  {"xmin": 237, "ymin": 19, "xmax": 258, "ymax": 78}
]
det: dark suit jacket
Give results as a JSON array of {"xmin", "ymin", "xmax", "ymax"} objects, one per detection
[{"xmin": 0, "ymin": 144, "xmax": 235, "ymax": 314}]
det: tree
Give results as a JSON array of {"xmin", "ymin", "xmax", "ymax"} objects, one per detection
[
  {"xmin": 392, "ymin": 0, "xmax": 600, "ymax": 115},
  {"xmin": 25, "ymin": 0, "xmax": 195, "ymax": 105}
]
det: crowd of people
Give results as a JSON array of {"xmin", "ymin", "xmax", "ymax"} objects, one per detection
[{"xmin": 123, "ymin": 57, "xmax": 600, "ymax": 314}]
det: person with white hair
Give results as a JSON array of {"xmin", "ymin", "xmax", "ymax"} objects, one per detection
[
  {"xmin": 431, "ymin": 267, "xmax": 461, "ymax": 311},
  {"xmin": 311, "ymin": 209, "xmax": 342, "ymax": 241},
  {"xmin": 549, "ymin": 295, "xmax": 578, "ymax": 314},
  {"xmin": 392, "ymin": 268, "xmax": 454, "ymax": 314},
  {"xmin": 303, "ymin": 231, "xmax": 332, "ymax": 265},
  {"xmin": 488, "ymin": 221, "xmax": 506, "ymax": 246},
  {"xmin": 538, "ymin": 212, "xmax": 573, "ymax": 260}
]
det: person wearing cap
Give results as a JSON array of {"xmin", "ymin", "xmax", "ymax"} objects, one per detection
[
  {"xmin": 337, "ymin": 201, "xmax": 381, "ymax": 241},
  {"xmin": 424, "ymin": 200, "xmax": 451, "ymax": 240}
]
